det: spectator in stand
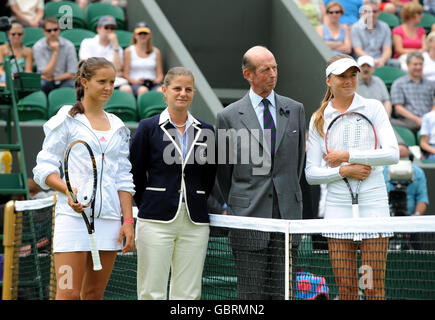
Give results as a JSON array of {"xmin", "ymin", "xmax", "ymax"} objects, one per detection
[
  {"xmin": 0, "ymin": 22, "xmax": 33, "ymax": 87},
  {"xmin": 392, "ymin": 2, "xmax": 426, "ymax": 63},
  {"xmin": 9, "ymin": 0, "xmax": 44, "ymax": 28},
  {"xmin": 294, "ymin": 0, "xmax": 322, "ymax": 27},
  {"xmin": 380, "ymin": 1, "xmax": 396, "ymax": 14},
  {"xmin": 316, "ymin": 1, "xmax": 352, "ymax": 55},
  {"xmin": 79, "ymin": 15, "xmax": 124, "ymax": 86},
  {"xmin": 420, "ymin": 105, "xmax": 435, "ymax": 161},
  {"xmin": 33, "ymin": 17, "xmax": 77, "ymax": 95},
  {"xmin": 321, "ymin": 0, "xmax": 363, "ymax": 26},
  {"xmin": 119, "ymin": 22, "xmax": 164, "ymax": 97},
  {"xmin": 390, "ymin": 51, "xmax": 435, "ymax": 132},
  {"xmin": 357, "ymin": 55, "xmax": 392, "ymax": 116},
  {"xmin": 351, "ymin": 0, "xmax": 400, "ymax": 68},
  {"xmin": 76, "ymin": 0, "xmax": 128, "ymax": 11},
  {"xmin": 423, "ymin": 0, "xmax": 435, "ymax": 15},
  {"xmin": 391, "ymin": 0, "xmax": 421, "ymax": 15},
  {"xmin": 423, "ymin": 31, "xmax": 435, "ymax": 82}
]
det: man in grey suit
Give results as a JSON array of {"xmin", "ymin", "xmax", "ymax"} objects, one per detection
[{"xmin": 216, "ymin": 46, "xmax": 306, "ymax": 299}]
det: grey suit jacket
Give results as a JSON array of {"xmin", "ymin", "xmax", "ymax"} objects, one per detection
[{"xmin": 216, "ymin": 92, "xmax": 306, "ymax": 221}]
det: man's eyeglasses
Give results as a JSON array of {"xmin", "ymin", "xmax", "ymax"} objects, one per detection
[
  {"xmin": 327, "ymin": 10, "xmax": 343, "ymax": 15},
  {"xmin": 45, "ymin": 28, "xmax": 59, "ymax": 33},
  {"xmin": 10, "ymin": 32, "xmax": 23, "ymax": 37},
  {"xmin": 104, "ymin": 26, "xmax": 117, "ymax": 30}
]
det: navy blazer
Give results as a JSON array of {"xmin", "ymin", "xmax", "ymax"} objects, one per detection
[{"xmin": 130, "ymin": 111, "xmax": 217, "ymax": 224}]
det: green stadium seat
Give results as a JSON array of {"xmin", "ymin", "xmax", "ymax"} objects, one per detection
[
  {"xmin": 44, "ymin": 1, "xmax": 86, "ymax": 29},
  {"xmin": 378, "ymin": 12, "xmax": 400, "ymax": 29},
  {"xmin": 60, "ymin": 28, "xmax": 96, "ymax": 53},
  {"xmin": 141, "ymin": 105, "xmax": 166, "ymax": 119},
  {"xmin": 17, "ymin": 90, "xmax": 48, "ymax": 121},
  {"xmin": 137, "ymin": 91, "xmax": 166, "ymax": 119},
  {"xmin": 394, "ymin": 126, "xmax": 417, "ymax": 146},
  {"xmin": 22, "ymin": 27, "xmax": 44, "ymax": 47},
  {"xmin": 373, "ymin": 66, "xmax": 406, "ymax": 91},
  {"xmin": 48, "ymin": 87, "xmax": 76, "ymax": 118},
  {"xmin": 0, "ymin": 31, "xmax": 6, "ymax": 45},
  {"xmin": 115, "ymin": 30, "xmax": 133, "ymax": 49},
  {"xmin": 418, "ymin": 12, "xmax": 435, "ymax": 34},
  {"xmin": 104, "ymin": 90, "xmax": 138, "ymax": 122},
  {"xmin": 85, "ymin": 3, "xmax": 126, "ymax": 32}
]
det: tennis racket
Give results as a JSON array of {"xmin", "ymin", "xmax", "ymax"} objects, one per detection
[
  {"xmin": 325, "ymin": 111, "xmax": 378, "ymax": 241},
  {"xmin": 64, "ymin": 140, "xmax": 102, "ymax": 271}
]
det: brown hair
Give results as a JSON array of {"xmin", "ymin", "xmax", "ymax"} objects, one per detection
[
  {"xmin": 69, "ymin": 57, "xmax": 115, "ymax": 117},
  {"xmin": 163, "ymin": 66, "xmax": 194, "ymax": 87},
  {"xmin": 42, "ymin": 17, "xmax": 59, "ymax": 29},
  {"xmin": 131, "ymin": 31, "xmax": 153, "ymax": 54},
  {"xmin": 400, "ymin": 2, "xmax": 423, "ymax": 22},
  {"xmin": 325, "ymin": 1, "xmax": 344, "ymax": 14},
  {"xmin": 313, "ymin": 53, "xmax": 353, "ymax": 138}
]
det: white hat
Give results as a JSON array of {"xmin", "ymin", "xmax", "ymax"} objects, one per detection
[
  {"xmin": 357, "ymin": 55, "xmax": 375, "ymax": 67},
  {"xmin": 325, "ymin": 58, "xmax": 361, "ymax": 77}
]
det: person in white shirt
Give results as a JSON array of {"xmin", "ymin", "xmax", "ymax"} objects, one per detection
[
  {"xmin": 119, "ymin": 21, "xmax": 164, "ymax": 97},
  {"xmin": 305, "ymin": 54, "xmax": 399, "ymax": 300},
  {"xmin": 420, "ymin": 106, "xmax": 435, "ymax": 161},
  {"xmin": 9, "ymin": 0, "xmax": 44, "ymax": 28},
  {"xmin": 79, "ymin": 16, "xmax": 124, "ymax": 82},
  {"xmin": 423, "ymin": 31, "xmax": 435, "ymax": 83}
]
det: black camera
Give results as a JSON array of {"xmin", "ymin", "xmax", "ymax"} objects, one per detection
[
  {"xmin": 387, "ymin": 160, "xmax": 414, "ymax": 216},
  {"xmin": 0, "ymin": 16, "xmax": 11, "ymax": 32},
  {"xmin": 143, "ymin": 79, "xmax": 154, "ymax": 90}
]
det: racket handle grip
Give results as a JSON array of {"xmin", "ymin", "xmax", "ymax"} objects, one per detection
[
  {"xmin": 89, "ymin": 233, "xmax": 102, "ymax": 271},
  {"xmin": 352, "ymin": 204, "xmax": 359, "ymax": 219}
]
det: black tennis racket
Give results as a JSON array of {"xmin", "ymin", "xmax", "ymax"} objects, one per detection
[
  {"xmin": 64, "ymin": 140, "xmax": 102, "ymax": 270},
  {"xmin": 325, "ymin": 111, "xmax": 378, "ymax": 241}
]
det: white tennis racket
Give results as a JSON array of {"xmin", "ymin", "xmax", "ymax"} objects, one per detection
[
  {"xmin": 325, "ymin": 111, "xmax": 378, "ymax": 241},
  {"xmin": 64, "ymin": 140, "xmax": 102, "ymax": 271}
]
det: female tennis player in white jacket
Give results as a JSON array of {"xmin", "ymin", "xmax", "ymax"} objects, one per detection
[
  {"xmin": 33, "ymin": 57, "xmax": 135, "ymax": 300},
  {"xmin": 305, "ymin": 54, "xmax": 399, "ymax": 300}
]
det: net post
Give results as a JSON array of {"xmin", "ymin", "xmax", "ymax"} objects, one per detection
[
  {"xmin": 285, "ymin": 221, "xmax": 291, "ymax": 300},
  {"xmin": 49, "ymin": 193, "xmax": 57, "ymax": 300},
  {"xmin": 2, "ymin": 200, "xmax": 17, "ymax": 300}
]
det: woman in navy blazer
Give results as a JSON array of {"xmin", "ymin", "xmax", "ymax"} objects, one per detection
[{"xmin": 130, "ymin": 66, "xmax": 216, "ymax": 300}]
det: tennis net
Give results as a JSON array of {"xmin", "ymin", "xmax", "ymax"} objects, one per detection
[{"xmin": 2, "ymin": 196, "xmax": 435, "ymax": 300}]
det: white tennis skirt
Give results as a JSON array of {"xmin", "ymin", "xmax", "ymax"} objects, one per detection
[{"xmin": 53, "ymin": 213, "xmax": 122, "ymax": 253}]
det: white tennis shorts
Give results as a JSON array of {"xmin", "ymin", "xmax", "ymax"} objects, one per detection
[{"xmin": 53, "ymin": 213, "xmax": 122, "ymax": 253}]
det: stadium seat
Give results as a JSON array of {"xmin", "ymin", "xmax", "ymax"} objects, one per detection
[
  {"xmin": 394, "ymin": 126, "xmax": 417, "ymax": 146},
  {"xmin": 22, "ymin": 27, "xmax": 44, "ymax": 47},
  {"xmin": 373, "ymin": 66, "xmax": 406, "ymax": 91},
  {"xmin": 137, "ymin": 91, "xmax": 166, "ymax": 119},
  {"xmin": 48, "ymin": 87, "xmax": 76, "ymax": 118},
  {"xmin": 115, "ymin": 30, "xmax": 133, "ymax": 49},
  {"xmin": 418, "ymin": 12, "xmax": 435, "ymax": 33},
  {"xmin": 60, "ymin": 28, "xmax": 96, "ymax": 53},
  {"xmin": 17, "ymin": 91, "xmax": 48, "ymax": 121},
  {"xmin": 44, "ymin": 1, "xmax": 86, "ymax": 29},
  {"xmin": 104, "ymin": 90, "xmax": 138, "ymax": 122},
  {"xmin": 85, "ymin": 3, "xmax": 126, "ymax": 32},
  {"xmin": 0, "ymin": 31, "xmax": 6, "ymax": 45},
  {"xmin": 378, "ymin": 12, "xmax": 400, "ymax": 29}
]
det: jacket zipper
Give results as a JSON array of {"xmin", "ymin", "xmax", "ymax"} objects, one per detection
[{"xmin": 71, "ymin": 116, "xmax": 120, "ymax": 218}]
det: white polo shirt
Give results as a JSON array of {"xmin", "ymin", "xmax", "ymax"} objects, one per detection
[{"xmin": 79, "ymin": 35, "xmax": 124, "ymax": 63}]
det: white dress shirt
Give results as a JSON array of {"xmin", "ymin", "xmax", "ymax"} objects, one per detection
[
  {"xmin": 305, "ymin": 93, "xmax": 399, "ymax": 220},
  {"xmin": 249, "ymin": 88, "xmax": 277, "ymax": 129}
]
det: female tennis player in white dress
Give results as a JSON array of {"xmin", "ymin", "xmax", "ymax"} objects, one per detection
[
  {"xmin": 33, "ymin": 57, "xmax": 135, "ymax": 300},
  {"xmin": 305, "ymin": 54, "xmax": 399, "ymax": 300}
]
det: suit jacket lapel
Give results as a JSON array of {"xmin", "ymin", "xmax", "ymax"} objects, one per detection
[
  {"xmin": 239, "ymin": 94, "xmax": 264, "ymax": 147},
  {"xmin": 275, "ymin": 94, "xmax": 290, "ymax": 152}
]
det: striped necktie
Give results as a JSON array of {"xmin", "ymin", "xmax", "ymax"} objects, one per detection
[{"xmin": 262, "ymin": 98, "xmax": 276, "ymax": 155}]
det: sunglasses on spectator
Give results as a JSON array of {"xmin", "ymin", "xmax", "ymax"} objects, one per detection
[
  {"xmin": 327, "ymin": 10, "xmax": 343, "ymax": 15},
  {"xmin": 137, "ymin": 32, "xmax": 149, "ymax": 36},
  {"xmin": 363, "ymin": 9, "xmax": 379, "ymax": 13},
  {"xmin": 10, "ymin": 32, "xmax": 23, "ymax": 36},
  {"xmin": 45, "ymin": 28, "xmax": 59, "ymax": 33},
  {"xmin": 104, "ymin": 26, "xmax": 117, "ymax": 30}
]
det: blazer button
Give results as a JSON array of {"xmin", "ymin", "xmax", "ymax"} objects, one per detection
[{"xmin": 268, "ymin": 194, "xmax": 272, "ymax": 198}]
